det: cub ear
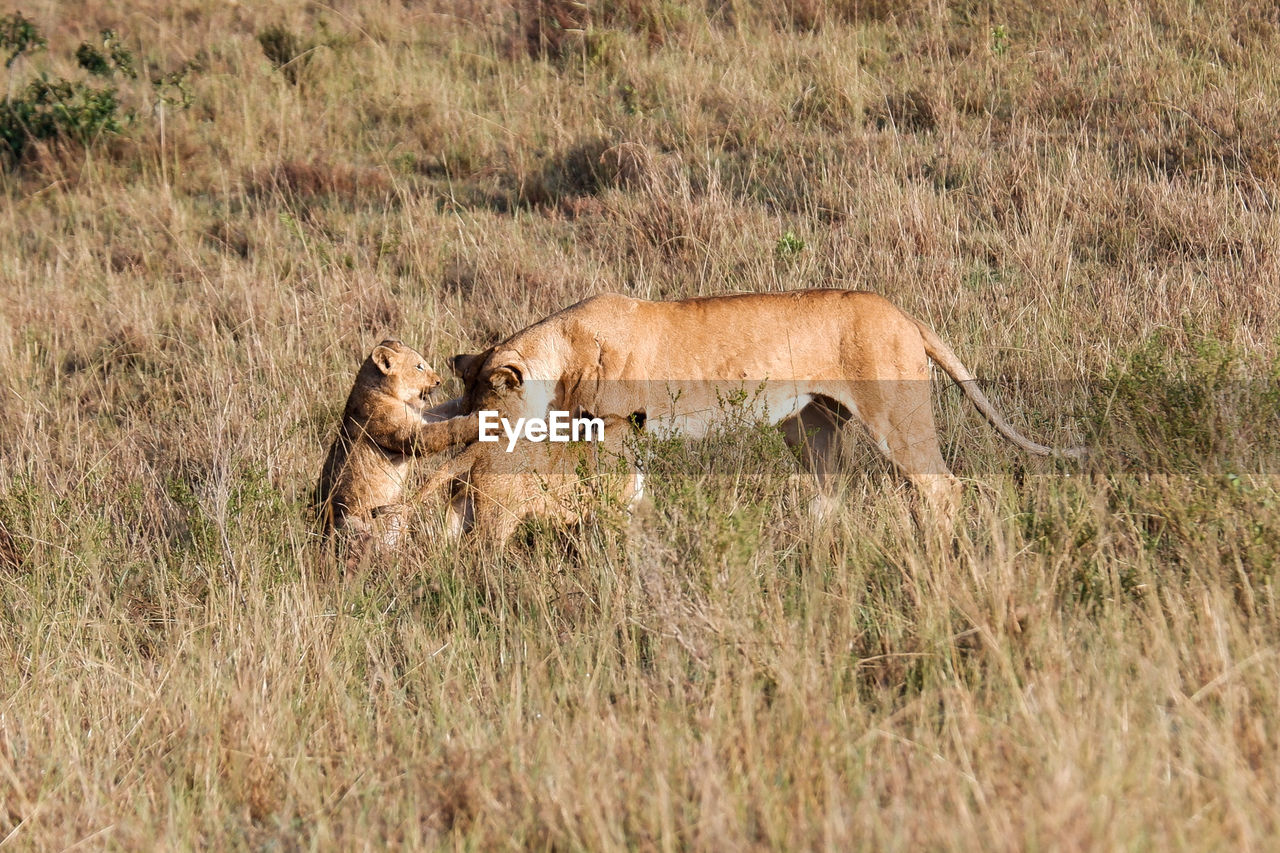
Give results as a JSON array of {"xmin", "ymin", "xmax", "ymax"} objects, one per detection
[
  {"xmin": 450, "ymin": 348, "xmax": 493, "ymax": 384},
  {"xmin": 371, "ymin": 344, "xmax": 397, "ymax": 375}
]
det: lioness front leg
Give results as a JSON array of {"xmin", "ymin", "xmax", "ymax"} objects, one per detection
[
  {"xmin": 781, "ymin": 401, "xmax": 846, "ymax": 521},
  {"xmin": 412, "ymin": 442, "xmax": 482, "ymax": 540}
]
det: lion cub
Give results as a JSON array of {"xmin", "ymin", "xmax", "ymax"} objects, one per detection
[
  {"xmin": 315, "ymin": 340, "xmax": 478, "ymax": 559},
  {"xmin": 416, "ymin": 411, "xmax": 646, "ymax": 547}
]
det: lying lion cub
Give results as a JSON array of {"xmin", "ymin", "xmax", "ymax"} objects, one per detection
[
  {"xmin": 416, "ymin": 411, "xmax": 645, "ymax": 547},
  {"xmin": 315, "ymin": 340, "xmax": 478, "ymax": 562}
]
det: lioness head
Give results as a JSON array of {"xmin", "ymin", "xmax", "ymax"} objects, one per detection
[
  {"xmin": 362, "ymin": 339, "xmax": 442, "ymax": 404},
  {"xmin": 451, "ymin": 347, "xmax": 553, "ymax": 417}
]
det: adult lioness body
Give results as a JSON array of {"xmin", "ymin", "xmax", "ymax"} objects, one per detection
[{"xmin": 452, "ymin": 290, "xmax": 1082, "ymax": 523}]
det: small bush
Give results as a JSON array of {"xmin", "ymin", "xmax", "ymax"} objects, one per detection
[
  {"xmin": 0, "ymin": 15, "xmax": 132, "ymax": 165},
  {"xmin": 1, "ymin": 11, "xmax": 44, "ymax": 67},
  {"xmin": 0, "ymin": 16, "xmax": 190, "ymax": 170},
  {"xmin": 257, "ymin": 25, "xmax": 311, "ymax": 85},
  {"xmin": 775, "ymin": 229, "xmax": 805, "ymax": 259},
  {"xmin": 0, "ymin": 75, "xmax": 127, "ymax": 164}
]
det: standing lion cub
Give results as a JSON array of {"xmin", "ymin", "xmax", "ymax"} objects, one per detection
[{"xmin": 315, "ymin": 339, "xmax": 478, "ymax": 562}]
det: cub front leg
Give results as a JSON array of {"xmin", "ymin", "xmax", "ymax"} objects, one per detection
[{"xmin": 367, "ymin": 409, "xmax": 480, "ymax": 456}]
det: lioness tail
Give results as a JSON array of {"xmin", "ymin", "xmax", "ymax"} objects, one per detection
[{"xmin": 912, "ymin": 318, "xmax": 1087, "ymax": 460}]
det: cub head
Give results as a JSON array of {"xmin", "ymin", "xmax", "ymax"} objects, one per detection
[{"xmin": 362, "ymin": 339, "xmax": 442, "ymax": 404}]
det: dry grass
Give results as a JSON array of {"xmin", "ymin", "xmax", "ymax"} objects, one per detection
[{"xmin": 2, "ymin": 0, "xmax": 1280, "ymax": 847}]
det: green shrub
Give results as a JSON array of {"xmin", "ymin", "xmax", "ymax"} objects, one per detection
[
  {"xmin": 0, "ymin": 17, "xmax": 130, "ymax": 165},
  {"xmin": 1092, "ymin": 333, "xmax": 1280, "ymax": 473},
  {"xmin": 0, "ymin": 16, "xmax": 190, "ymax": 169},
  {"xmin": 1, "ymin": 11, "xmax": 44, "ymax": 67},
  {"xmin": 257, "ymin": 24, "xmax": 311, "ymax": 85}
]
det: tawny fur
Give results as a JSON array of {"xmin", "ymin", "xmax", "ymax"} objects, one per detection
[
  {"xmin": 315, "ymin": 340, "xmax": 478, "ymax": 556},
  {"xmin": 450, "ymin": 290, "xmax": 1084, "ymax": 528},
  {"xmin": 416, "ymin": 413, "xmax": 643, "ymax": 547}
]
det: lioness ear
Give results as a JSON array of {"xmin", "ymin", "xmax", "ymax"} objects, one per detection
[
  {"xmin": 489, "ymin": 363, "xmax": 524, "ymax": 391},
  {"xmin": 629, "ymin": 410, "xmax": 647, "ymax": 431},
  {"xmin": 450, "ymin": 348, "xmax": 493, "ymax": 384},
  {"xmin": 371, "ymin": 344, "xmax": 397, "ymax": 375}
]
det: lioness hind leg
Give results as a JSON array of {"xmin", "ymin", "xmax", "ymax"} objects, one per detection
[
  {"xmin": 332, "ymin": 507, "xmax": 410, "ymax": 571},
  {"xmin": 471, "ymin": 492, "xmax": 525, "ymax": 549},
  {"xmin": 445, "ymin": 484, "xmax": 472, "ymax": 539},
  {"xmin": 846, "ymin": 383, "xmax": 960, "ymax": 530},
  {"xmin": 906, "ymin": 472, "xmax": 961, "ymax": 532}
]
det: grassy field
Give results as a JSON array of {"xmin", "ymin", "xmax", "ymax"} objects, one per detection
[{"xmin": 2, "ymin": 0, "xmax": 1280, "ymax": 847}]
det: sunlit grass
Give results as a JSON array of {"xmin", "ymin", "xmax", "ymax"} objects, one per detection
[{"xmin": 1, "ymin": 0, "xmax": 1279, "ymax": 847}]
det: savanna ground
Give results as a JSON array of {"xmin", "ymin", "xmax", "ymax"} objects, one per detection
[{"xmin": 1, "ymin": 0, "xmax": 1279, "ymax": 847}]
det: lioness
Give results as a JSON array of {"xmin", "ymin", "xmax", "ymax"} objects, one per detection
[
  {"xmin": 415, "ymin": 411, "xmax": 646, "ymax": 547},
  {"xmin": 450, "ymin": 290, "xmax": 1084, "ymax": 525},
  {"xmin": 315, "ymin": 340, "xmax": 479, "ymax": 561}
]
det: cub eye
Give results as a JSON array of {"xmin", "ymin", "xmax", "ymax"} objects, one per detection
[{"xmin": 416, "ymin": 363, "xmax": 426, "ymax": 372}]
